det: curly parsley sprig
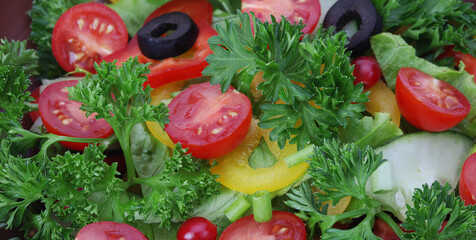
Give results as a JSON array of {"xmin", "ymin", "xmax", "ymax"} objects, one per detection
[
  {"xmin": 68, "ymin": 58, "xmax": 169, "ymax": 184},
  {"xmin": 286, "ymin": 140, "xmax": 476, "ymax": 239},
  {"xmin": 203, "ymin": 12, "xmax": 368, "ymax": 149}
]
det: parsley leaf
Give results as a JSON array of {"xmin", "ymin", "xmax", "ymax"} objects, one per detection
[
  {"xmin": 203, "ymin": 12, "xmax": 368, "ymax": 149},
  {"xmin": 402, "ymin": 182, "xmax": 476, "ymax": 239},
  {"xmin": 370, "ymin": 0, "xmax": 476, "ymax": 58},
  {"xmin": 68, "ymin": 58, "xmax": 169, "ymax": 184}
]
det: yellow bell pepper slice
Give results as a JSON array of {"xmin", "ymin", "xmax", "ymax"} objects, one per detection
[{"xmin": 365, "ymin": 80, "xmax": 401, "ymax": 126}]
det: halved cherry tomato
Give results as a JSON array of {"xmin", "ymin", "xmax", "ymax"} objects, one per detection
[
  {"xmin": 220, "ymin": 211, "xmax": 306, "ymax": 240},
  {"xmin": 242, "ymin": 0, "xmax": 321, "ymax": 34},
  {"xmin": 51, "ymin": 3, "xmax": 128, "ymax": 75},
  {"xmin": 365, "ymin": 80, "xmax": 401, "ymax": 126},
  {"xmin": 103, "ymin": 0, "xmax": 217, "ymax": 88},
  {"xmin": 209, "ymin": 119, "xmax": 308, "ymax": 194},
  {"xmin": 395, "ymin": 67, "xmax": 470, "ymax": 132},
  {"xmin": 165, "ymin": 82, "xmax": 252, "ymax": 159},
  {"xmin": 437, "ymin": 46, "xmax": 476, "ymax": 83},
  {"xmin": 177, "ymin": 217, "xmax": 217, "ymax": 240},
  {"xmin": 459, "ymin": 153, "xmax": 476, "ymax": 205},
  {"xmin": 352, "ymin": 56, "xmax": 381, "ymax": 90},
  {"xmin": 75, "ymin": 221, "xmax": 147, "ymax": 240},
  {"xmin": 38, "ymin": 80, "xmax": 113, "ymax": 151}
]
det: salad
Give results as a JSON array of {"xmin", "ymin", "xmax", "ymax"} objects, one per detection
[{"xmin": 1, "ymin": 0, "xmax": 476, "ymax": 239}]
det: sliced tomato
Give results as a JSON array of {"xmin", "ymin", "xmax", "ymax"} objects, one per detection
[
  {"xmin": 165, "ymin": 82, "xmax": 252, "ymax": 159},
  {"xmin": 51, "ymin": 3, "xmax": 128, "ymax": 75},
  {"xmin": 209, "ymin": 119, "xmax": 308, "ymax": 194},
  {"xmin": 395, "ymin": 67, "xmax": 470, "ymax": 132},
  {"xmin": 220, "ymin": 211, "xmax": 306, "ymax": 240},
  {"xmin": 103, "ymin": 0, "xmax": 217, "ymax": 88},
  {"xmin": 75, "ymin": 221, "xmax": 147, "ymax": 240},
  {"xmin": 459, "ymin": 153, "xmax": 476, "ymax": 205},
  {"xmin": 437, "ymin": 46, "xmax": 476, "ymax": 83},
  {"xmin": 242, "ymin": 0, "xmax": 321, "ymax": 34},
  {"xmin": 38, "ymin": 80, "xmax": 113, "ymax": 151}
]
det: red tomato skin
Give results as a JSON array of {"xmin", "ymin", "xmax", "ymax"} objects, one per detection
[
  {"xmin": 372, "ymin": 218, "xmax": 400, "ymax": 240},
  {"xmin": 220, "ymin": 211, "xmax": 307, "ymax": 240},
  {"xmin": 437, "ymin": 46, "xmax": 476, "ymax": 83},
  {"xmin": 165, "ymin": 82, "xmax": 252, "ymax": 159},
  {"xmin": 352, "ymin": 56, "xmax": 381, "ymax": 90},
  {"xmin": 52, "ymin": 3, "xmax": 128, "ymax": 75},
  {"xmin": 76, "ymin": 221, "xmax": 147, "ymax": 240},
  {"xmin": 459, "ymin": 153, "xmax": 476, "ymax": 205},
  {"xmin": 177, "ymin": 217, "xmax": 217, "ymax": 240},
  {"xmin": 395, "ymin": 67, "xmax": 470, "ymax": 132},
  {"xmin": 38, "ymin": 80, "xmax": 113, "ymax": 151},
  {"xmin": 242, "ymin": 0, "xmax": 321, "ymax": 34},
  {"xmin": 102, "ymin": 0, "xmax": 217, "ymax": 89},
  {"xmin": 28, "ymin": 87, "xmax": 41, "ymax": 122}
]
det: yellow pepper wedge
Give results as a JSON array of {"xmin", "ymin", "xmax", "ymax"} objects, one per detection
[
  {"xmin": 365, "ymin": 80, "xmax": 401, "ymax": 126},
  {"xmin": 146, "ymin": 80, "xmax": 187, "ymax": 148},
  {"xmin": 209, "ymin": 119, "xmax": 309, "ymax": 194}
]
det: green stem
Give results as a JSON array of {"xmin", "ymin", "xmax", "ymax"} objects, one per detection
[
  {"xmin": 117, "ymin": 131, "xmax": 135, "ymax": 186},
  {"xmin": 25, "ymin": 102, "xmax": 38, "ymax": 111},
  {"xmin": 252, "ymin": 190, "xmax": 272, "ymax": 222},
  {"xmin": 224, "ymin": 195, "xmax": 251, "ymax": 222},
  {"xmin": 377, "ymin": 211, "xmax": 405, "ymax": 239},
  {"xmin": 284, "ymin": 145, "xmax": 315, "ymax": 167}
]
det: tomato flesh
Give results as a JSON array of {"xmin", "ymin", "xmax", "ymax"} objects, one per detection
[
  {"xmin": 242, "ymin": 0, "xmax": 321, "ymax": 34},
  {"xmin": 102, "ymin": 0, "xmax": 217, "ymax": 88},
  {"xmin": 459, "ymin": 153, "xmax": 476, "ymax": 205},
  {"xmin": 352, "ymin": 56, "xmax": 381, "ymax": 90},
  {"xmin": 395, "ymin": 67, "xmax": 470, "ymax": 132},
  {"xmin": 52, "ymin": 3, "xmax": 128, "ymax": 74},
  {"xmin": 176, "ymin": 217, "xmax": 217, "ymax": 240},
  {"xmin": 220, "ymin": 211, "xmax": 306, "ymax": 240},
  {"xmin": 76, "ymin": 221, "xmax": 147, "ymax": 240},
  {"xmin": 165, "ymin": 82, "xmax": 252, "ymax": 159},
  {"xmin": 38, "ymin": 80, "xmax": 113, "ymax": 151}
]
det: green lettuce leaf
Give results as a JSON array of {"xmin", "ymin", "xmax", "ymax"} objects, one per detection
[
  {"xmin": 371, "ymin": 32, "xmax": 476, "ymax": 137},
  {"xmin": 338, "ymin": 112, "xmax": 403, "ymax": 148},
  {"xmin": 107, "ymin": 0, "xmax": 170, "ymax": 36}
]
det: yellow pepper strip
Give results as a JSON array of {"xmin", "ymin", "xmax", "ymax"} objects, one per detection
[
  {"xmin": 209, "ymin": 119, "xmax": 309, "ymax": 194},
  {"xmin": 146, "ymin": 80, "xmax": 187, "ymax": 148},
  {"xmin": 365, "ymin": 80, "xmax": 401, "ymax": 126}
]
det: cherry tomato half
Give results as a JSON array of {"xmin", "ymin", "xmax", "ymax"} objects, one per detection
[
  {"xmin": 395, "ymin": 67, "xmax": 470, "ymax": 132},
  {"xmin": 352, "ymin": 56, "xmax": 381, "ymax": 90},
  {"xmin": 242, "ymin": 0, "xmax": 321, "ymax": 34},
  {"xmin": 177, "ymin": 217, "xmax": 217, "ymax": 240},
  {"xmin": 38, "ymin": 80, "xmax": 113, "ymax": 151},
  {"xmin": 103, "ymin": 0, "xmax": 217, "ymax": 88},
  {"xmin": 52, "ymin": 3, "xmax": 128, "ymax": 75},
  {"xmin": 164, "ymin": 82, "xmax": 252, "ymax": 159},
  {"xmin": 220, "ymin": 211, "xmax": 306, "ymax": 240},
  {"xmin": 459, "ymin": 153, "xmax": 476, "ymax": 205},
  {"xmin": 75, "ymin": 221, "xmax": 147, "ymax": 240}
]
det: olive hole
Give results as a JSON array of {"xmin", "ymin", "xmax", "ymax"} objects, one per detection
[
  {"xmin": 151, "ymin": 23, "xmax": 178, "ymax": 38},
  {"xmin": 336, "ymin": 12, "xmax": 361, "ymax": 39}
]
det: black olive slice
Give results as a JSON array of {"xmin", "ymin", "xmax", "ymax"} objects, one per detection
[
  {"xmin": 137, "ymin": 12, "xmax": 199, "ymax": 60},
  {"xmin": 323, "ymin": 0, "xmax": 382, "ymax": 56}
]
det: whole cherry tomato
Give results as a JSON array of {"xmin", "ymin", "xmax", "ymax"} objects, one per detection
[
  {"xmin": 352, "ymin": 56, "xmax": 382, "ymax": 90},
  {"xmin": 177, "ymin": 217, "xmax": 217, "ymax": 240}
]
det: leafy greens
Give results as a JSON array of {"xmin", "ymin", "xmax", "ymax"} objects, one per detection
[{"xmin": 203, "ymin": 12, "xmax": 368, "ymax": 150}]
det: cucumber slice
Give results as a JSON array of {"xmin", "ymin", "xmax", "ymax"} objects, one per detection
[{"xmin": 366, "ymin": 131, "xmax": 473, "ymax": 221}]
